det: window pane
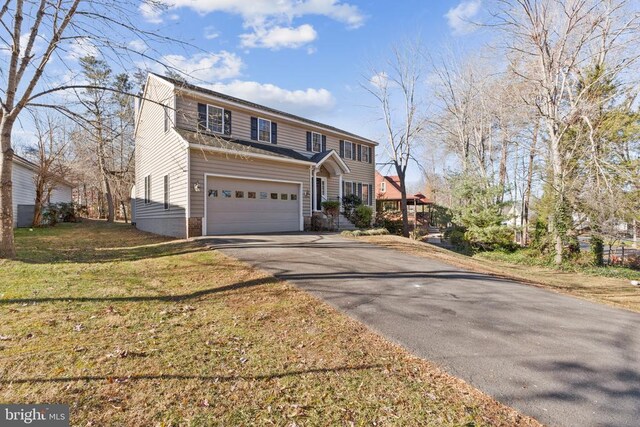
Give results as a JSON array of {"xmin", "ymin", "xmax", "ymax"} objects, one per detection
[
  {"xmin": 270, "ymin": 193, "xmax": 278, "ymax": 200},
  {"xmin": 291, "ymin": 194, "xmax": 298, "ymax": 201},
  {"xmin": 236, "ymin": 191, "xmax": 244, "ymax": 198},
  {"xmin": 260, "ymin": 192, "xmax": 268, "ymax": 199},
  {"xmin": 312, "ymin": 133, "xmax": 322, "ymax": 152},
  {"xmin": 345, "ymin": 142, "xmax": 352, "ymax": 159},
  {"xmin": 281, "ymin": 193, "xmax": 288, "ymax": 200},
  {"xmin": 362, "ymin": 185, "xmax": 369, "ymax": 206},
  {"xmin": 208, "ymin": 106, "xmax": 223, "ymax": 133},
  {"xmin": 258, "ymin": 118, "xmax": 271, "ymax": 142},
  {"xmin": 208, "ymin": 189, "xmax": 218, "ymax": 198},
  {"xmin": 222, "ymin": 190, "xmax": 231, "ymax": 198},
  {"xmin": 248, "ymin": 192, "xmax": 256, "ymax": 199}
]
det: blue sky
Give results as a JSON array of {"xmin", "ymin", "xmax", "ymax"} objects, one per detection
[{"xmin": 12, "ymin": 0, "xmax": 488, "ymax": 183}]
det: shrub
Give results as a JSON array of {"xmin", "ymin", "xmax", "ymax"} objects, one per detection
[
  {"xmin": 42, "ymin": 204, "xmax": 60, "ymax": 226},
  {"xmin": 465, "ymin": 225, "xmax": 518, "ymax": 252},
  {"xmin": 321, "ymin": 200, "xmax": 340, "ymax": 217},
  {"xmin": 57, "ymin": 202, "xmax": 81, "ymax": 223},
  {"xmin": 353, "ymin": 205, "xmax": 373, "ymax": 228},
  {"xmin": 341, "ymin": 194, "xmax": 362, "ymax": 220},
  {"xmin": 374, "ymin": 211, "xmax": 404, "ymax": 235}
]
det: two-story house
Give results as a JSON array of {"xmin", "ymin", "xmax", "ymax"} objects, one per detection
[{"xmin": 134, "ymin": 73, "xmax": 377, "ymax": 237}]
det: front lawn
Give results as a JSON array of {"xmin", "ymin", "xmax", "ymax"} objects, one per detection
[{"xmin": 0, "ymin": 221, "xmax": 538, "ymax": 426}]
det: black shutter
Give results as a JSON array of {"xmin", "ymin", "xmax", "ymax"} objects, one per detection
[
  {"xmin": 339, "ymin": 140, "xmax": 344, "ymax": 157},
  {"xmin": 357, "ymin": 144, "xmax": 362, "ymax": 161},
  {"xmin": 223, "ymin": 109, "xmax": 231, "ymax": 135},
  {"xmin": 368, "ymin": 184, "xmax": 373, "ymax": 205},
  {"xmin": 271, "ymin": 122, "xmax": 277, "ymax": 144},
  {"xmin": 352, "ymin": 144, "xmax": 357, "ymax": 160},
  {"xmin": 369, "ymin": 147, "xmax": 373, "ymax": 164},
  {"xmin": 321, "ymin": 135, "xmax": 327, "ymax": 152},
  {"xmin": 357, "ymin": 183, "xmax": 362, "ymax": 198},
  {"xmin": 306, "ymin": 131, "xmax": 312, "ymax": 151},
  {"xmin": 197, "ymin": 103, "xmax": 207, "ymax": 131},
  {"xmin": 250, "ymin": 117, "xmax": 258, "ymax": 140}
]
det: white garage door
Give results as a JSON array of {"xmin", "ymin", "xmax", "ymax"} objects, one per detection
[{"xmin": 206, "ymin": 176, "xmax": 301, "ymax": 235}]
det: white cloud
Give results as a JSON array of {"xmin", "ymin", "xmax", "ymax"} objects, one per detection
[
  {"xmin": 140, "ymin": 3, "xmax": 164, "ymax": 24},
  {"xmin": 240, "ymin": 24, "xmax": 317, "ymax": 50},
  {"xmin": 152, "ymin": 51, "xmax": 243, "ymax": 81},
  {"xmin": 206, "ymin": 80, "xmax": 335, "ymax": 115},
  {"xmin": 445, "ymin": 0, "xmax": 481, "ymax": 35},
  {"xmin": 203, "ymin": 26, "xmax": 220, "ymax": 40},
  {"xmin": 168, "ymin": 0, "xmax": 365, "ymax": 28}
]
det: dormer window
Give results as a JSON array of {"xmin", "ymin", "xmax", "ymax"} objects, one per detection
[{"xmin": 258, "ymin": 118, "xmax": 271, "ymax": 143}]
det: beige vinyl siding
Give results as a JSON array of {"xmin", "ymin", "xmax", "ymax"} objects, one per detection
[
  {"xmin": 175, "ymin": 92, "xmax": 376, "ymax": 153},
  {"xmin": 189, "ymin": 148, "xmax": 311, "ymax": 219},
  {"xmin": 134, "ymin": 75, "xmax": 188, "ymax": 237},
  {"xmin": 175, "ymin": 92, "xmax": 376, "ymax": 213},
  {"xmin": 50, "ymin": 185, "xmax": 73, "ymax": 204}
]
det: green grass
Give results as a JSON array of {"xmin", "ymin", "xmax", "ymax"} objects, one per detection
[{"xmin": 0, "ymin": 221, "xmax": 538, "ymax": 426}]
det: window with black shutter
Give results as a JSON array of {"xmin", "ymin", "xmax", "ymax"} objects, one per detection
[
  {"xmin": 306, "ymin": 132, "xmax": 312, "ymax": 151},
  {"xmin": 339, "ymin": 140, "xmax": 344, "ymax": 157},
  {"xmin": 271, "ymin": 122, "xmax": 277, "ymax": 144},
  {"xmin": 321, "ymin": 135, "xmax": 327, "ymax": 151},
  {"xmin": 250, "ymin": 117, "xmax": 258, "ymax": 140},
  {"xmin": 357, "ymin": 144, "xmax": 362, "ymax": 161}
]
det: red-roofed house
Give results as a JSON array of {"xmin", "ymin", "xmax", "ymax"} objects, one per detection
[{"xmin": 375, "ymin": 171, "xmax": 431, "ymax": 212}]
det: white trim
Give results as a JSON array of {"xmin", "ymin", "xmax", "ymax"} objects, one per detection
[
  {"xmin": 188, "ymin": 143, "xmax": 312, "ymax": 166},
  {"xmin": 338, "ymin": 174, "xmax": 343, "ymax": 208},
  {"xmin": 203, "ymin": 173, "xmax": 304, "ymax": 235},
  {"xmin": 312, "ymin": 168, "xmax": 317, "ymax": 211},
  {"xmin": 343, "ymin": 140, "xmax": 355, "ymax": 160},
  {"xmin": 257, "ymin": 117, "xmax": 272, "ymax": 143},
  {"xmin": 315, "ymin": 150, "xmax": 351, "ymax": 174},
  {"xmin": 176, "ymin": 85, "xmax": 378, "ymax": 146}
]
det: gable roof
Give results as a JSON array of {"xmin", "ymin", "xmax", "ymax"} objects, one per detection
[
  {"xmin": 152, "ymin": 73, "xmax": 377, "ymax": 146},
  {"xmin": 375, "ymin": 171, "xmax": 432, "ymax": 204}
]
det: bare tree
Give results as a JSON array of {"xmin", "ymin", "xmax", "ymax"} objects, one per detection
[
  {"xmin": 22, "ymin": 114, "xmax": 72, "ymax": 226},
  {"xmin": 0, "ymin": 0, "xmax": 187, "ymax": 258},
  {"xmin": 495, "ymin": 0, "xmax": 640, "ymax": 264},
  {"xmin": 363, "ymin": 41, "xmax": 429, "ymax": 237}
]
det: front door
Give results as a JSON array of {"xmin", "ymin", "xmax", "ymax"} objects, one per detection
[{"xmin": 315, "ymin": 177, "xmax": 326, "ymax": 210}]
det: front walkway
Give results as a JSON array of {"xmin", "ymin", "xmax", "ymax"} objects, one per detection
[{"xmin": 209, "ymin": 233, "xmax": 640, "ymax": 427}]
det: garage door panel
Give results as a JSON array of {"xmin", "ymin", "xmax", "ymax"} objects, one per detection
[{"xmin": 206, "ymin": 176, "xmax": 300, "ymax": 235}]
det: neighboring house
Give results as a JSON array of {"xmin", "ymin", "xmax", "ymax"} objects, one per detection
[
  {"xmin": 12, "ymin": 154, "xmax": 73, "ymax": 227},
  {"xmin": 133, "ymin": 73, "xmax": 377, "ymax": 237},
  {"xmin": 375, "ymin": 171, "xmax": 431, "ymax": 212}
]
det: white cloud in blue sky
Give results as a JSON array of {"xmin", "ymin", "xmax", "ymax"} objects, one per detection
[
  {"xmin": 240, "ymin": 24, "xmax": 318, "ymax": 50},
  {"xmin": 445, "ymin": 0, "xmax": 481, "ymax": 35}
]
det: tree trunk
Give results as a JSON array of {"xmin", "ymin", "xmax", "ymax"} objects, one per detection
[
  {"xmin": 497, "ymin": 132, "xmax": 509, "ymax": 204},
  {"xmin": 0, "ymin": 118, "xmax": 16, "ymax": 258},
  {"xmin": 395, "ymin": 165, "xmax": 410, "ymax": 238},
  {"xmin": 549, "ymin": 129, "xmax": 564, "ymax": 265},
  {"xmin": 121, "ymin": 200, "xmax": 128, "ymax": 223},
  {"xmin": 97, "ymin": 141, "xmax": 114, "ymax": 222},
  {"xmin": 522, "ymin": 123, "xmax": 538, "ymax": 246},
  {"xmin": 32, "ymin": 176, "xmax": 45, "ymax": 227}
]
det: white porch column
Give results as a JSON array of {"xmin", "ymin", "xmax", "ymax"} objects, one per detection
[
  {"xmin": 312, "ymin": 167, "xmax": 317, "ymax": 211},
  {"xmin": 338, "ymin": 174, "xmax": 343, "ymax": 207}
]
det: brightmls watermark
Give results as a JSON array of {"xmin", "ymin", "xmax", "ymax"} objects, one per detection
[{"xmin": 1, "ymin": 405, "xmax": 69, "ymax": 426}]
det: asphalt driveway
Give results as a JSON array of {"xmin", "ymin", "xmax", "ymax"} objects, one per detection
[{"xmin": 209, "ymin": 233, "xmax": 640, "ymax": 427}]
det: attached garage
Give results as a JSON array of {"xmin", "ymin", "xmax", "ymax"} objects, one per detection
[{"xmin": 205, "ymin": 175, "xmax": 302, "ymax": 235}]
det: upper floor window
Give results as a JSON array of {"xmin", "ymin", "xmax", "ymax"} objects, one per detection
[
  {"xmin": 258, "ymin": 118, "xmax": 271, "ymax": 143},
  {"xmin": 380, "ymin": 181, "xmax": 386, "ymax": 193},
  {"xmin": 362, "ymin": 145, "xmax": 370, "ymax": 163},
  {"xmin": 163, "ymin": 106, "xmax": 170, "ymax": 133},
  {"xmin": 198, "ymin": 103, "xmax": 229, "ymax": 134},
  {"xmin": 344, "ymin": 141, "xmax": 353, "ymax": 159},
  {"xmin": 207, "ymin": 105, "xmax": 224, "ymax": 133},
  {"xmin": 312, "ymin": 132, "xmax": 322, "ymax": 152}
]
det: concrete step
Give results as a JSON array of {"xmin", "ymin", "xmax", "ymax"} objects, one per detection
[{"xmin": 337, "ymin": 214, "xmax": 357, "ymax": 230}]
